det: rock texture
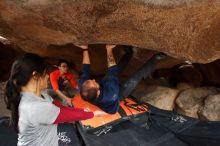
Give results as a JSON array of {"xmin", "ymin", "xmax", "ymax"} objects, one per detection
[
  {"xmin": 176, "ymin": 82, "xmax": 194, "ymax": 91},
  {"xmin": 132, "ymin": 85, "xmax": 179, "ymax": 110},
  {"xmin": 132, "ymin": 84, "xmax": 220, "ymax": 121},
  {"xmin": 176, "ymin": 87, "xmax": 220, "ymax": 118},
  {"xmin": 0, "ymin": 82, "xmax": 10, "ymax": 117},
  {"xmin": 199, "ymin": 94, "xmax": 220, "ymax": 121},
  {"xmin": 0, "ymin": 0, "xmax": 219, "ymax": 63}
]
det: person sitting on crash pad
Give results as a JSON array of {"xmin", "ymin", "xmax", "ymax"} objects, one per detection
[
  {"xmin": 48, "ymin": 59, "xmax": 78, "ymax": 106},
  {"xmin": 76, "ymin": 44, "xmax": 166, "ymax": 114}
]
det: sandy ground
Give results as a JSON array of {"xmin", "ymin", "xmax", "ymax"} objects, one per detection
[{"xmin": 0, "ymin": 82, "xmax": 10, "ymax": 117}]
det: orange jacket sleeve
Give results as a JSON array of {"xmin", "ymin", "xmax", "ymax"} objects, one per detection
[{"xmin": 50, "ymin": 71, "xmax": 59, "ymax": 91}]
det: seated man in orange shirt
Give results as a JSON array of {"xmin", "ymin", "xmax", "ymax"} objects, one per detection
[{"xmin": 48, "ymin": 59, "xmax": 78, "ymax": 106}]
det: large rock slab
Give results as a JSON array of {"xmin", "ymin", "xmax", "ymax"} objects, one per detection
[
  {"xmin": 176, "ymin": 87, "xmax": 220, "ymax": 118},
  {"xmin": 132, "ymin": 85, "xmax": 179, "ymax": 110},
  {"xmin": 199, "ymin": 94, "xmax": 220, "ymax": 121},
  {"xmin": 0, "ymin": 0, "xmax": 219, "ymax": 63}
]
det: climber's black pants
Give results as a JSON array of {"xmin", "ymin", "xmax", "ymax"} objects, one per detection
[{"xmin": 118, "ymin": 52, "xmax": 160, "ymax": 100}]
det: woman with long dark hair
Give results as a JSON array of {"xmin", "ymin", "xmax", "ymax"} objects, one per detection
[{"xmin": 4, "ymin": 53, "xmax": 105, "ymax": 146}]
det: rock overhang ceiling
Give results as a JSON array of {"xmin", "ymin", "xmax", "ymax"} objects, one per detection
[{"xmin": 0, "ymin": 0, "xmax": 219, "ymax": 63}]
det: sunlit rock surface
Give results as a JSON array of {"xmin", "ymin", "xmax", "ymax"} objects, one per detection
[
  {"xmin": 132, "ymin": 85, "xmax": 179, "ymax": 110},
  {"xmin": 176, "ymin": 87, "xmax": 220, "ymax": 118},
  {"xmin": 0, "ymin": 0, "xmax": 219, "ymax": 63},
  {"xmin": 199, "ymin": 94, "xmax": 220, "ymax": 121}
]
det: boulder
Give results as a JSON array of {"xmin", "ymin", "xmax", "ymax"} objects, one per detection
[
  {"xmin": 0, "ymin": 0, "xmax": 219, "ymax": 63},
  {"xmin": 0, "ymin": 0, "xmax": 220, "ymax": 82},
  {"xmin": 176, "ymin": 87, "xmax": 220, "ymax": 118},
  {"xmin": 176, "ymin": 82, "xmax": 194, "ymax": 91},
  {"xmin": 132, "ymin": 85, "xmax": 179, "ymax": 110},
  {"xmin": 199, "ymin": 94, "xmax": 220, "ymax": 121}
]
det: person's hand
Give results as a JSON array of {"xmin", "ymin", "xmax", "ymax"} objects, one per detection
[
  {"xmin": 84, "ymin": 107, "xmax": 91, "ymax": 112},
  {"xmin": 93, "ymin": 111, "xmax": 107, "ymax": 117},
  {"xmin": 64, "ymin": 98, "xmax": 73, "ymax": 107},
  {"xmin": 63, "ymin": 80, "xmax": 70, "ymax": 86},
  {"xmin": 106, "ymin": 44, "xmax": 116, "ymax": 50},
  {"xmin": 75, "ymin": 44, "xmax": 88, "ymax": 50}
]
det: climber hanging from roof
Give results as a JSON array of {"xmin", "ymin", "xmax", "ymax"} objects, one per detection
[{"xmin": 75, "ymin": 44, "xmax": 166, "ymax": 114}]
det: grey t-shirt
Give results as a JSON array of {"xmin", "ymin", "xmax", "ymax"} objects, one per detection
[{"xmin": 18, "ymin": 91, "xmax": 60, "ymax": 146}]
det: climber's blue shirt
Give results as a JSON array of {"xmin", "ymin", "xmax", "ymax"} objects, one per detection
[{"xmin": 78, "ymin": 64, "xmax": 120, "ymax": 114}]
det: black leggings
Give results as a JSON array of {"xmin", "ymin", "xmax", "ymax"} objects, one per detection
[{"xmin": 117, "ymin": 50, "xmax": 161, "ymax": 100}]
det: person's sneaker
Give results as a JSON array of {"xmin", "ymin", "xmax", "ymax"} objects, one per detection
[{"xmin": 154, "ymin": 52, "xmax": 167, "ymax": 60}]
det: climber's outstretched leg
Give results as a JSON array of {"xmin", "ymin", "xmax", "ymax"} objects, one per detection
[{"xmin": 119, "ymin": 53, "xmax": 167, "ymax": 100}]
